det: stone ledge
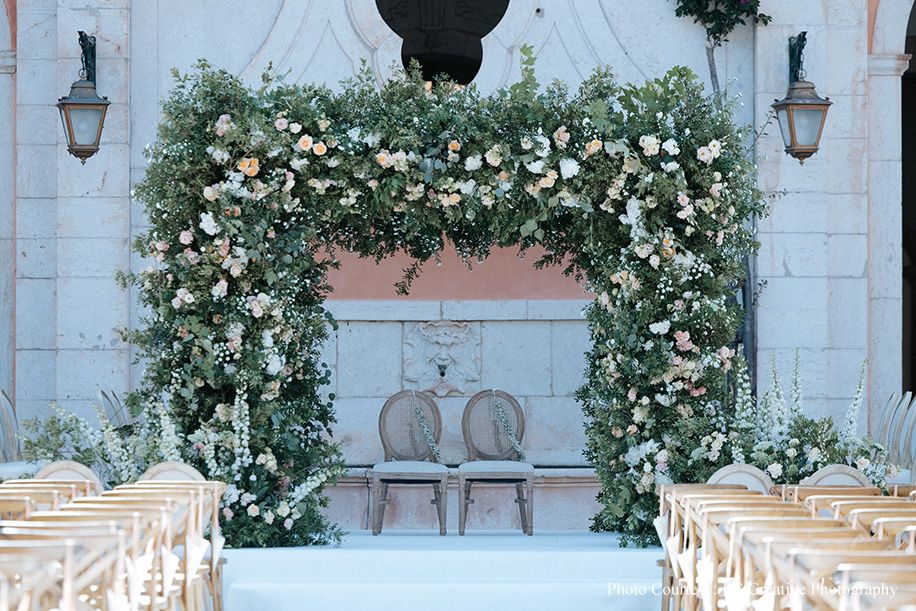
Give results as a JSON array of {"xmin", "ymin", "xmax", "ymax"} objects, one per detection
[
  {"xmin": 0, "ymin": 51, "xmax": 15, "ymax": 75},
  {"xmin": 325, "ymin": 300, "xmax": 591, "ymax": 322}
]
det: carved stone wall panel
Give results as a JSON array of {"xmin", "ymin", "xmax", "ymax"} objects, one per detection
[
  {"xmin": 241, "ymin": 0, "xmax": 402, "ymax": 89},
  {"xmin": 403, "ymin": 321, "xmax": 481, "ymax": 397}
]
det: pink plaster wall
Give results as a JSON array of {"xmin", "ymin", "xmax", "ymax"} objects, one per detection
[
  {"xmin": 326, "ymin": 244, "xmax": 591, "ymax": 301},
  {"xmin": 870, "ymin": 0, "xmax": 880, "ymax": 52},
  {"xmin": 3, "ymin": 0, "xmax": 13, "ymax": 50}
]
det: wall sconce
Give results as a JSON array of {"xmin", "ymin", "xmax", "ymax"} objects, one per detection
[
  {"xmin": 771, "ymin": 32, "xmax": 831, "ymax": 164},
  {"xmin": 57, "ymin": 31, "xmax": 110, "ymax": 164}
]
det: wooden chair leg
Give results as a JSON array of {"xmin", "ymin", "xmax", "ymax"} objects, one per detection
[
  {"xmin": 438, "ymin": 473, "xmax": 448, "ymax": 535},
  {"xmin": 377, "ymin": 483, "xmax": 390, "ymax": 533},
  {"xmin": 526, "ymin": 472, "xmax": 534, "ymax": 536},
  {"xmin": 515, "ymin": 483, "xmax": 528, "ymax": 534},
  {"xmin": 458, "ymin": 474, "xmax": 469, "ymax": 536},
  {"xmin": 370, "ymin": 472, "xmax": 380, "ymax": 535}
]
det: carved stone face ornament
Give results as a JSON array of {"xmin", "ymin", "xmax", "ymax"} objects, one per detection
[{"xmin": 403, "ymin": 321, "xmax": 481, "ymax": 397}]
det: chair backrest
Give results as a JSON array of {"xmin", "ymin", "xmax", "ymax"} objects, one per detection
[
  {"xmin": 461, "ymin": 389, "xmax": 524, "ymax": 462},
  {"xmin": 34, "ymin": 461, "xmax": 105, "ymax": 494},
  {"xmin": 378, "ymin": 390, "xmax": 442, "ymax": 462},
  {"xmin": 706, "ymin": 464, "xmax": 775, "ymax": 494},
  {"xmin": 802, "ymin": 464, "xmax": 873, "ymax": 487},
  {"xmin": 879, "ymin": 391, "xmax": 912, "ymax": 454},
  {"xmin": 0, "ymin": 390, "xmax": 20, "ymax": 462},
  {"xmin": 139, "ymin": 461, "xmax": 206, "ymax": 481}
]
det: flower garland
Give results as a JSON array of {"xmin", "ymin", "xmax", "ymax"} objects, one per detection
[
  {"xmin": 413, "ymin": 392, "xmax": 441, "ymax": 464},
  {"xmin": 493, "ymin": 395, "xmax": 525, "ymax": 461}
]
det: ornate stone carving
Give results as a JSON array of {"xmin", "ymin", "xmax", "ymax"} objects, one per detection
[{"xmin": 403, "ymin": 321, "xmax": 480, "ymax": 397}]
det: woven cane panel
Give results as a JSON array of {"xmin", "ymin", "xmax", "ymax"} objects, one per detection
[
  {"xmin": 379, "ymin": 391, "xmax": 440, "ymax": 462},
  {"xmin": 463, "ymin": 390, "xmax": 524, "ymax": 461}
]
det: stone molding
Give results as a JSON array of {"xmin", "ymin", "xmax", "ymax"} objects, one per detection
[
  {"xmin": 326, "ymin": 299, "xmax": 591, "ymax": 322},
  {"xmin": 868, "ymin": 53, "xmax": 912, "ymax": 77},
  {"xmin": 0, "ymin": 50, "xmax": 14, "ymax": 74}
]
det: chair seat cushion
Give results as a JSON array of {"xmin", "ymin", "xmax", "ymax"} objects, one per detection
[
  {"xmin": 458, "ymin": 461, "xmax": 534, "ymax": 474},
  {"xmin": 371, "ymin": 461, "xmax": 448, "ymax": 475}
]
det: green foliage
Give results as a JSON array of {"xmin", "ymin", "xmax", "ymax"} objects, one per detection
[{"xmin": 671, "ymin": 0, "xmax": 772, "ymax": 47}]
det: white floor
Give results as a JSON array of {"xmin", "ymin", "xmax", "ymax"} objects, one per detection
[{"xmin": 223, "ymin": 531, "xmax": 663, "ymax": 611}]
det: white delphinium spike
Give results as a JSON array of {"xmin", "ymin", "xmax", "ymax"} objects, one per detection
[
  {"xmin": 768, "ymin": 353, "xmax": 788, "ymax": 444},
  {"xmin": 95, "ymin": 405, "xmax": 138, "ymax": 483},
  {"xmin": 842, "ymin": 359, "xmax": 868, "ymax": 451},
  {"xmin": 155, "ymin": 402, "xmax": 184, "ymax": 463},
  {"xmin": 789, "ymin": 349, "xmax": 803, "ymax": 420},
  {"xmin": 733, "ymin": 354, "xmax": 756, "ymax": 438}
]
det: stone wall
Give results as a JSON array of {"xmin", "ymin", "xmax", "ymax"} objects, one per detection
[
  {"xmin": 5, "ymin": 0, "xmax": 904, "ymax": 452},
  {"xmin": 324, "ymin": 300, "xmax": 592, "ymax": 467}
]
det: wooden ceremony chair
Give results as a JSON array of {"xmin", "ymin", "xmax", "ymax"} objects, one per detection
[
  {"xmin": 117, "ymin": 480, "xmax": 228, "ymax": 611},
  {"xmin": 96, "ymin": 488, "xmax": 208, "ymax": 611},
  {"xmin": 370, "ymin": 390, "xmax": 449, "ymax": 536},
  {"xmin": 457, "ymin": 389, "xmax": 533, "ymax": 536}
]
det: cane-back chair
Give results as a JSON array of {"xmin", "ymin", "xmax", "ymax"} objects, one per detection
[
  {"xmin": 458, "ymin": 389, "xmax": 533, "ymax": 535},
  {"xmin": 370, "ymin": 390, "xmax": 448, "ymax": 535}
]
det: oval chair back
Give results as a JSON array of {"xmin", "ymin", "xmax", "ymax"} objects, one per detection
[
  {"xmin": 461, "ymin": 389, "xmax": 525, "ymax": 462},
  {"xmin": 378, "ymin": 390, "xmax": 441, "ymax": 462}
]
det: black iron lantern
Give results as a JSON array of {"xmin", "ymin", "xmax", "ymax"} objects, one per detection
[
  {"xmin": 57, "ymin": 31, "xmax": 110, "ymax": 164},
  {"xmin": 771, "ymin": 32, "xmax": 831, "ymax": 164}
]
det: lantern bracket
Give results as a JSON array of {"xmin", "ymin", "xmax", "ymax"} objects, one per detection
[
  {"xmin": 789, "ymin": 31, "xmax": 807, "ymax": 83},
  {"xmin": 78, "ymin": 31, "xmax": 97, "ymax": 84}
]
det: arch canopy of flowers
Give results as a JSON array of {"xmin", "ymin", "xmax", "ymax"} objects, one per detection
[{"xmin": 125, "ymin": 49, "xmax": 765, "ymax": 546}]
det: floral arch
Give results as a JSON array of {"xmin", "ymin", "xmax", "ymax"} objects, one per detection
[{"xmin": 125, "ymin": 53, "xmax": 763, "ymax": 546}]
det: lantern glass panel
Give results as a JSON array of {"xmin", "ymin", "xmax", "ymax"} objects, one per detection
[
  {"xmin": 70, "ymin": 108, "xmax": 102, "ymax": 145},
  {"xmin": 776, "ymin": 108, "xmax": 791, "ymax": 147},
  {"xmin": 792, "ymin": 108, "xmax": 825, "ymax": 146}
]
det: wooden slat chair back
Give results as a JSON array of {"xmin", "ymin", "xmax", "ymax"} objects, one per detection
[
  {"xmin": 457, "ymin": 389, "xmax": 533, "ymax": 536},
  {"xmin": 783, "ymin": 485, "xmax": 880, "ymax": 503},
  {"xmin": 0, "ymin": 489, "xmax": 61, "ymax": 511},
  {"xmin": 0, "ymin": 497, "xmax": 34, "ymax": 520},
  {"xmin": 1, "ymin": 478, "xmax": 95, "ymax": 497}
]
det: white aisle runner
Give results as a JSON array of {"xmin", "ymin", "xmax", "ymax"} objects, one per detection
[{"xmin": 223, "ymin": 531, "xmax": 661, "ymax": 611}]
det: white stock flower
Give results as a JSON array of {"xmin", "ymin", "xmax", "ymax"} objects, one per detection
[{"xmin": 649, "ymin": 320, "xmax": 670, "ymax": 335}]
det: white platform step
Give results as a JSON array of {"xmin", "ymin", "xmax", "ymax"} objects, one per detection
[{"xmin": 223, "ymin": 531, "xmax": 662, "ymax": 611}]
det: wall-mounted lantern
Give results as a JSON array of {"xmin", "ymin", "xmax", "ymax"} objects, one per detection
[
  {"xmin": 57, "ymin": 31, "xmax": 110, "ymax": 164},
  {"xmin": 772, "ymin": 32, "xmax": 832, "ymax": 164}
]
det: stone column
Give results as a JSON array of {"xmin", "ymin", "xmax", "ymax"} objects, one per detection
[
  {"xmin": 15, "ymin": 2, "xmax": 58, "ymax": 420},
  {"xmin": 866, "ymin": 53, "xmax": 910, "ymax": 430},
  {"xmin": 0, "ymin": 1, "xmax": 14, "ymax": 399}
]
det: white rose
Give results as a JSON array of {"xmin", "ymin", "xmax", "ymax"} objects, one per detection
[
  {"xmin": 525, "ymin": 160, "xmax": 545, "ymax": 174},
  {"xmin": 265, "ymin": 354, "xmax": 284, "ymax": 376},
  {"xmin": 464, "ymin": 155, "xmax": 483, "ymax": 171},
  {"xmin": 534, "ymin": 135, "xmax": 551, "ymax": 157},
  {"xmin": 648, "ymin": 321, "xmax": 670, "ymax": 335},
  {"xmin": 559, "ymin": 158, "xmax": 580, "ymax": 179},
  {"xmin": 766, "ymin": 463, "xmax": 783, "ymax": 480},
  {"xmin": 247, "ymin": 504, "xmax": 260, "ymax": 517},
  {"xmin": 199, "ymin": 212, "xmax": 221, "ymax": 236}
]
